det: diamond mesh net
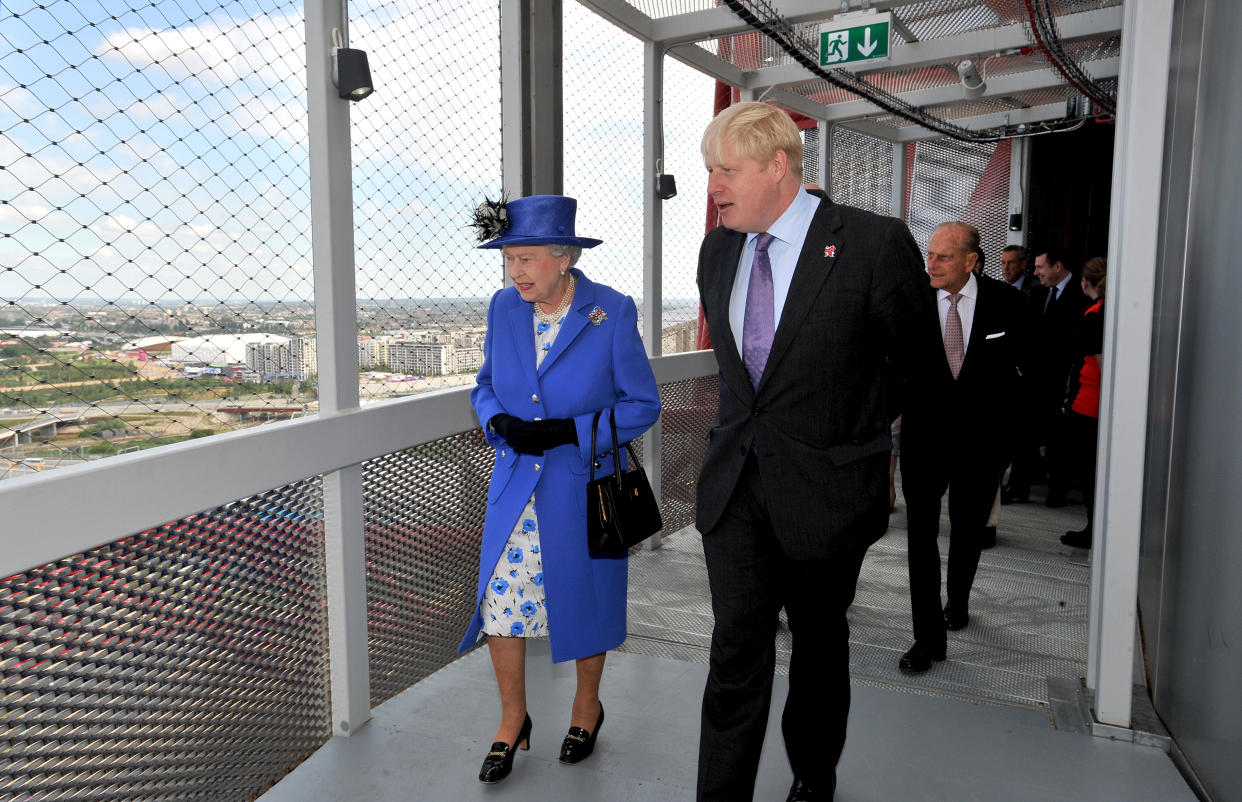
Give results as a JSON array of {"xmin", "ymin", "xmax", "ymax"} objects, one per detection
[{"xmin": 1, "ymin": 0, "xmax": 317, "ymax": 468}]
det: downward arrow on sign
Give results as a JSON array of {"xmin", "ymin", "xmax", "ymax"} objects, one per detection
[{"xmin": 858, "ymin": 27, "xmax": 879, "ymax": 57}]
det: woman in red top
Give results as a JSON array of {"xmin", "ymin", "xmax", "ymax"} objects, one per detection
[{"xmin": 1061, "ymin": 257, "xmax": 1106, "ymax": 548}]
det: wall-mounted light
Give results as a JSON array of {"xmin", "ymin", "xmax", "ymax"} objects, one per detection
[
  {"xmin": 957, "ymin": 59, "xmax": 986, "ymax": 99},
  {"xmin": 656, "ymin": 159, "xmax": 677, "ymax": 200},
  {"xmin": 332, "ymin": 27, "xmax": 374, "ymax": 101}
]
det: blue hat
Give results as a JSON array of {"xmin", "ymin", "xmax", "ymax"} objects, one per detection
[{"xmin": 473, "ymin": 195, "xmax": 603, "ymax": 250}]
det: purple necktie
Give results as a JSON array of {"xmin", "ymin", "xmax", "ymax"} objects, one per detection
[{"xmin": 742, "ymin": 232, "xmax": 776, "ymax": 389}]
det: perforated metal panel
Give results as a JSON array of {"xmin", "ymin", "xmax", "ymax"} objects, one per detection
[
  {"xmin": 829, "ymin": 127, "xmax": 895, "ymax": 217},
  {"xmin": 801, "ymin": 126, "xmax": 820, "ymax": 187},
  {"xmin": 658, "ymin": 375, "xmax": 717, "ymax": 535},
  {"xmin": 0, "ymin": 478, "xmax": 330, "ymax": 801},
  {"xmin": 362, "ymin": 430, "xmax": 494, "ymax": 706},
  {"xmin": 907, "ymin": 137, "xmax": 1011, "ymax": 275}
]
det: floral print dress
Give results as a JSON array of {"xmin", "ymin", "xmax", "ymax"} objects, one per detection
[{"xmin": 479, "ymin": 311, "xmax": 565, "ymax": 638}]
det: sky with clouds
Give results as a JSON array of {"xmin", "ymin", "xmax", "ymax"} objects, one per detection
[{"xmin": 0, "ymin": 0, "xmax": 714, "ymax": 309}]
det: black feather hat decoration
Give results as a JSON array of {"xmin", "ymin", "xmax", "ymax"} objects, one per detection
[{"xmin": 469, "ymin": 196, "xmax": 509, "ymax": 244}]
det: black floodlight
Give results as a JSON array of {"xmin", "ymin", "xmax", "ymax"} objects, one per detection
[
  {"xmin": 331, "ymin": 28, "xmax": 373, "ymax": 101},
  {"xmin": 333, "ymin": 46, "xmax": 374, "ymax": 101}
]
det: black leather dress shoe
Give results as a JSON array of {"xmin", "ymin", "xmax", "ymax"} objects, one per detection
[
  {"xmin": 1060, "ymin": 528, "xmax": 1092, "ymax": 549},
  {"xmin": 787, "ymin": 774, "xmax": 835, "ymax": 801},
  {"xmin": 898, "ymin": 641, "xmax": 946, "ymax": 674},
  {"xmin": 1045, "ymin": 490, "xmax": 1069, "ymax": 508},
  {"xmin": 981, "ymin": 526, "xmax": 997, "ymax": 549},
  {"xmin": 1001, "ymin": 485, "xmax": 1029, "ymax": 505},
  {"xmin": 479, "ymin": 713, "xmax": 532, "ymax": 784},
  {"xmin": 943, "ymin": 605, "xmax": 969, "ymax": 631},
  {"xmin": 559, "ymin": 703, "xmax": 603, "ymax": 765}
]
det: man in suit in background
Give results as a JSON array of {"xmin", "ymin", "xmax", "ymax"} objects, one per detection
[
  {"xmin": 898, "ymin": 222, "xmax": 1031, "ymax": 674},
  {"xmin": 694, "ymin": 102, "xmax": 927, "ymax": 801},
  {"xmin": 1032, "ymin": 247, "xmax": 1088, "ymax": 507},
  {"xmin": 1001, "ymin": 245, "xmax": 1037, "ymax": 296},
  {"xmin": 999, "ymin": 244, "xmax": 1040, "ymax": 505}
]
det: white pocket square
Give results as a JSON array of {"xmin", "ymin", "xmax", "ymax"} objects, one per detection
[{"xmin": 985, "ymin": 331, "xmax": 1006, "ymax": 340}]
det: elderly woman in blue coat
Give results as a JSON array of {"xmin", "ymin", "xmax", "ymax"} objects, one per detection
[{"xmin": 461, "ymin": 195, "xmax": 661, "ymax": 784}]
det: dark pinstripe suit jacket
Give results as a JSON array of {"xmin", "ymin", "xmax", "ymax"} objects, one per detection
[{"xmin": 695, "ymin": 193, "xmax": 929, "ymax": 559}]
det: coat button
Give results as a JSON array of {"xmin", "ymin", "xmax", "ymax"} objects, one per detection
[
  {"xmin": 738, "ymin": 446, "xmax": 747, "ymax": 455},
  {"xmin": 534, "ymin": 463, "xmax": 542, "ymax": 471},
  {"xmin": 531, "ymin": 393, "xmax": 539, "ymax": 402},
  {"xmin": 501, "ymin": 450, "xmax": 506, "ymax": 457}
]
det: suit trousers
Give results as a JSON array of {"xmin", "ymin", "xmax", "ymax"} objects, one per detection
[
  {"xmin": 904, "ymin": 460, "xmax": 1001, "ymax": 648},
  {"xmin": 698, "ymin": 453, "xmax": 868, "ymax": 801}
]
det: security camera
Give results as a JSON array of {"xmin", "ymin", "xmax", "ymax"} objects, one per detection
[{"xmin": 957, "ymin": 60, "xmax": 985, "ymax": 99}]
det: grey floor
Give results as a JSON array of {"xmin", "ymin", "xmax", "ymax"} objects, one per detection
[{"xmin": 261, "ymin": 488, "xmax": 1195, "ymax": 801}]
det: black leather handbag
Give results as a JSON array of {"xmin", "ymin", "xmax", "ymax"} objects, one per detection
[{"xmin": 586, "ymin": 409, "xmax": 662, "ymax": 556}]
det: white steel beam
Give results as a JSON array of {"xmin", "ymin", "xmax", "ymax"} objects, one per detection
[
  {"xmin": 814, "ymin": 57, "xmax": 1118, "ymax": 123},
  {"xmin": 574, "ymin": 0, "xmax": 654, "ymax": 41},
  {"xmin": 0, "ymin": 353, "xmax": 719, "ymax": 586},
  {"xmin": 1089, "ymin": 0, "xmax": 1176, "ymax": 730},
  {"xmin": 858, "ymin": 101, "xmax": 1079, "ymax": 142},
  {"xmin": 666, "ymin": 42, "xmax": 747, "ymax": 90},
  {"xmin": 749, "ymin": 7, "xmax": 1122, "ymax": 91},
  {"xmin": 649, "ymin": 0, "xmax": 917, "ymax": 47}
]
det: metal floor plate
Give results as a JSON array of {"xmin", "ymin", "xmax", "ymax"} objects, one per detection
[{"xmin": 622, "ymin": 488, "xmax": 1092, "ymax": 712}]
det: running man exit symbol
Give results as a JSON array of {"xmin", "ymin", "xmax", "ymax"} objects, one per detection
[{"xmin": 819, "ymin": 12, "xmax": 892, "ymax": 67}]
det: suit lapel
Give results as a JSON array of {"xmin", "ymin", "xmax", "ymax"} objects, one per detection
[
  {"xmin": 707, "ymin": 231, "xmax": 750, "ymax": 393},
  {"xmin": 758, "ymin": 200, "xmax": 843, "ymax": 389}
]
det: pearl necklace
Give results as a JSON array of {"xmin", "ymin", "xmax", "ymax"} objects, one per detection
[{"xmin": 534, "ymin": 272, "xmax": 576, "ymax": 325}]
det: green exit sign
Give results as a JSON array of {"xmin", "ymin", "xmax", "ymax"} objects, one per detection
[{"xmin": 819, "ymin": 12, "xmax": 891, "ymax": 67}]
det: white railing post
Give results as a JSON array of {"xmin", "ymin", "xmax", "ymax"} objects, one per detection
[{"xmin": 306, "ymin": 0, "xmax": 370, "ymax": 736}]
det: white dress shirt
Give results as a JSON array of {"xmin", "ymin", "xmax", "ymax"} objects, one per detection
[
  {"xmin": 728, "ymin": 189, "xmax": 821, "ymax": 356},
  {"xmin": 937, "ymin": 272, "xmax": 978, "ymax": 354}
]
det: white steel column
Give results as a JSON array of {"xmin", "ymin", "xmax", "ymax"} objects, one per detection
[
  {"xmin": 501, "ymin": 0, "xmax": 563, "ymax": 199},
  {"xmin": 817, "ymin": 121, "xmax": 830, "ymax": 190},
  {"xmin": 1089, "ymin": 0, "xmax": 1175, "ymax": 729},
  {"xmin": 642, "ymin": 38, "xmax": 664, "ymax": 549},
  {"xmin": 500, "ymin": 0, "xmax": 526, "ymax": 205},
  {"xmin": 1006, "ymin": 138, "xmax": 1029, "ymax": 246},
  {"xmin": 306, "ymin": 0, "xmax": 370, "ymax": 736},
  {"xmin": 891, "ymin": 141, "xmax": 906, "ymax": 219}
]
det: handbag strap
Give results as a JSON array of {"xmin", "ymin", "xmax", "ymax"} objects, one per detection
[{"xmin": 588, "ymin": 409, "xmax": 626, "ymax": 490}]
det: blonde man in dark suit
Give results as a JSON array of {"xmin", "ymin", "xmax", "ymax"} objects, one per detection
[{"xmin": 695, "ymin": 101, "xmax": 928, "ymax": 802}]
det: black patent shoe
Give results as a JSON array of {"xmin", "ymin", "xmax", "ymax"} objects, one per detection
[
  {"xmin": 1060, "ymin": 528, "xmax": 1093, "ymax": 549},
  {"xmin": 943, "ymin": 604, "xmax": 970, "ymax": 631},
  {"xmin": 479, "ymin": 713, "xmax": 532, "ymax": 784},
  {"xmin": 559, "ymin": 703, "xmax": 604, "ymax": 765},
  {"xmin": 898, "ymin": 641, "xmax": 946, "ymax": 674},
  {"xmin": 787, "ymin": 774, "xmax": 835, "ymax": 800}
]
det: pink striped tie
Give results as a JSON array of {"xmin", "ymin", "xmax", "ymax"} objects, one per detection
[{"xmin": 945, "ymin": 292, "xmax": 964, "ymax": 379}]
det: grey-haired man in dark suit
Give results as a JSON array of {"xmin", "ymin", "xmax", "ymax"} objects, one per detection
[{"xmin": 694, "ymin": 101, "xmax": 928, "ymax": 802}]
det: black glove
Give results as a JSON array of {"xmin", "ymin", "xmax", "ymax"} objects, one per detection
[{"xmin": 489, "ymin": 414, "xmax": 578, "ymax": 456}]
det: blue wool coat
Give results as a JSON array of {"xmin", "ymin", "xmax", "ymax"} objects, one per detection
[{"xmin": 458, "ymin": 269, "xmax": 661, "ymax": 663}]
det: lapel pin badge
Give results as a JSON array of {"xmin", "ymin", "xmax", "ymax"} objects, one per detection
[
  {"xmin": 588, "ymin": 306, "xmax": 607, "ymax": 326},
  {"xmin": 824, "ymin": 245, "xmax": 837, "ymax": 258}
]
